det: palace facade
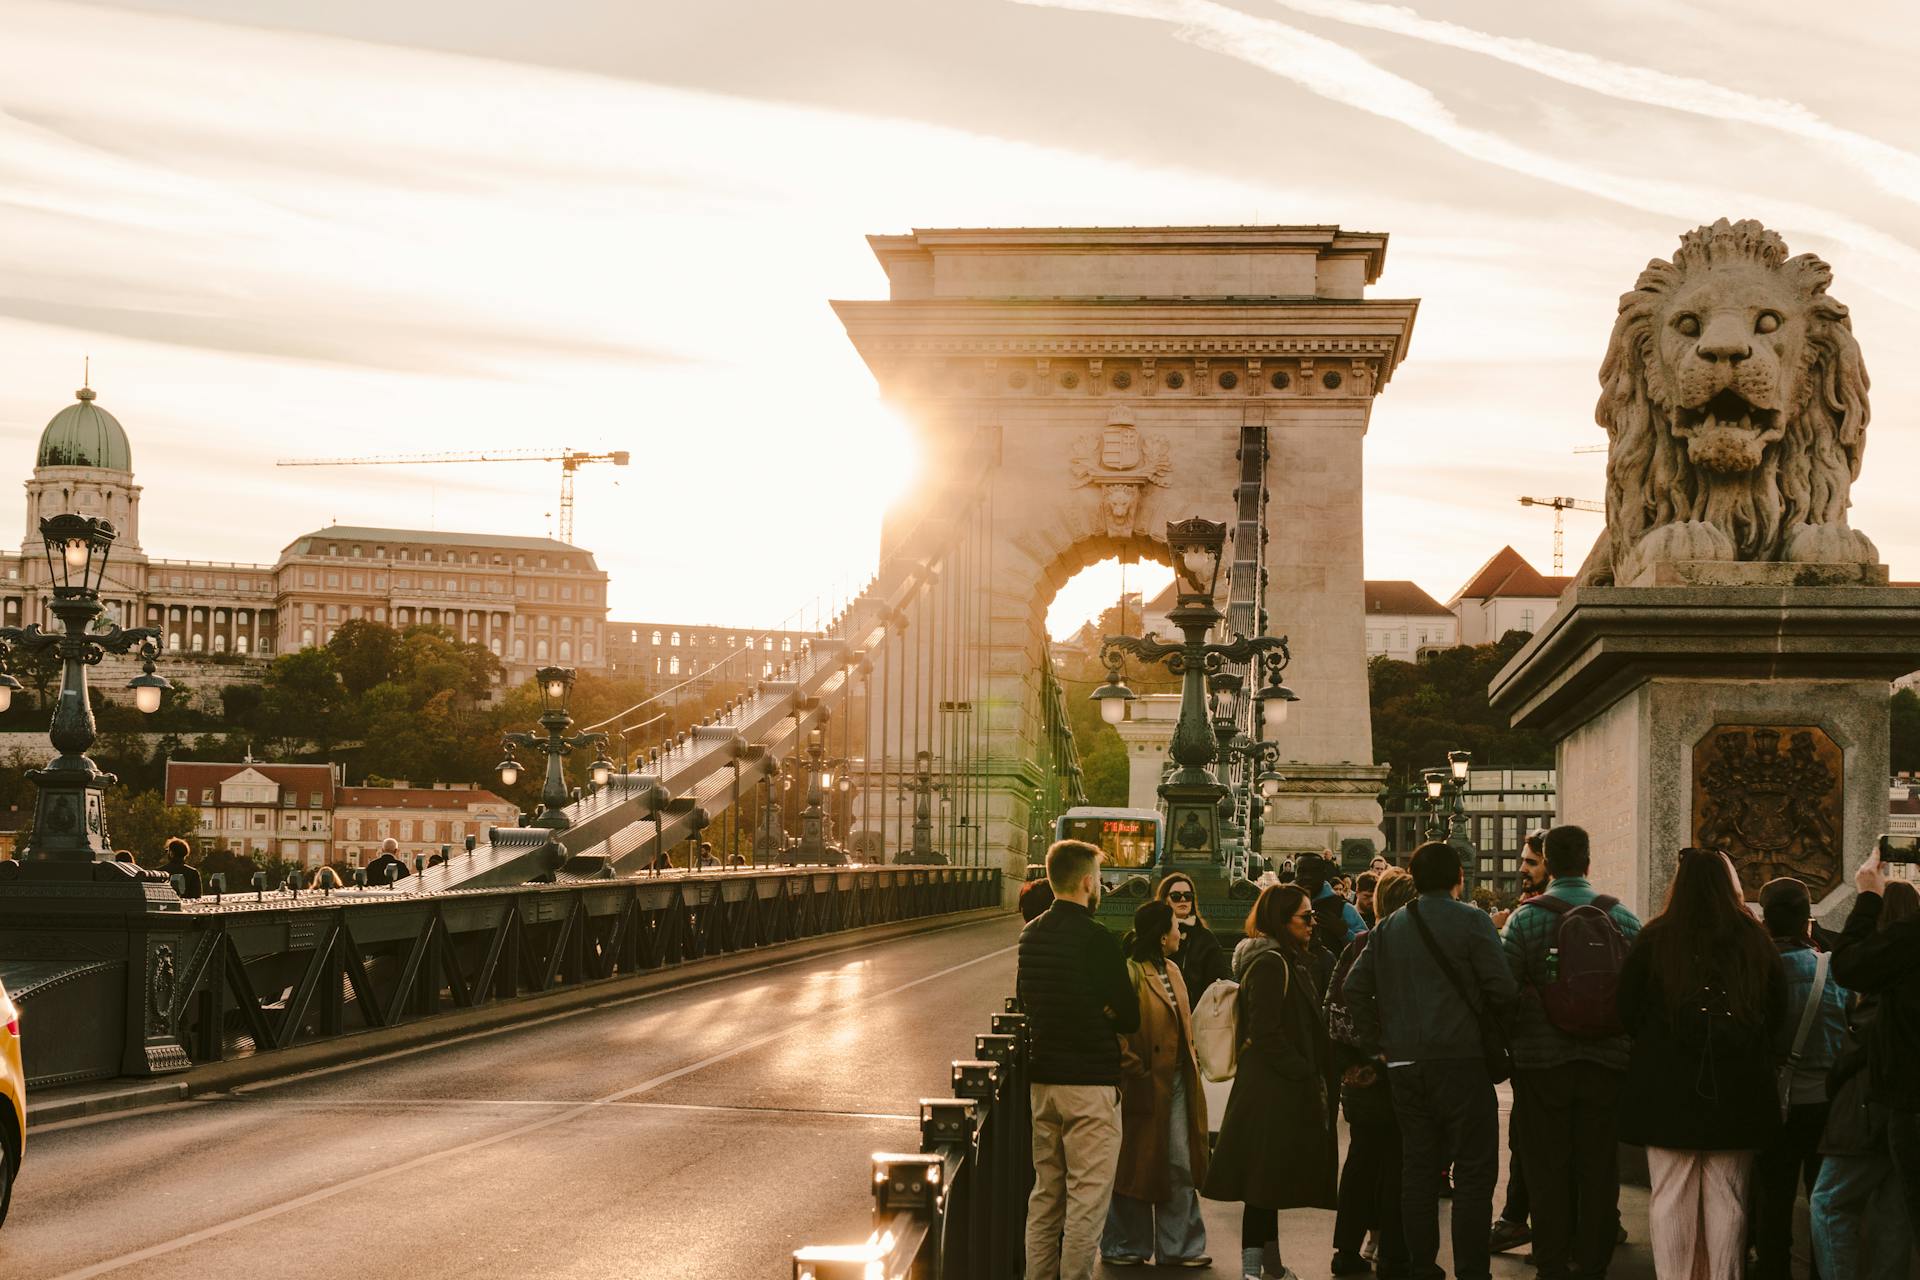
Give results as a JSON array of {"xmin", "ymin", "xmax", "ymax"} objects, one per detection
[{"xmin": 3, "ymin": 386, "xmax": 608, "ymax": 680}]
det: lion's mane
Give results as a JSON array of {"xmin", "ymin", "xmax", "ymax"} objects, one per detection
[{"xmin": 1590, "ymin": 218, "xmax": 1870, "ymax": 584}]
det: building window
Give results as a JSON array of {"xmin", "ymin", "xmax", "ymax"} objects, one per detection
[
  {"xmin": 582, "ymin": 642, "xmax": 594, "ymax": 662},
  {"xmin": 559, "ymin": 640, "xmax": 572, "ymax": 661},
  {"xmin": 1520, "ymin": 609, "xmax": 1536, "ymax": 631},
  {"xmin": 536, "ymin": 639, "xmax": 549, "ymax": 660},
  {"xmin": 174, "ymin": 788, "xmax": 187, "ymax": 804},
  {"xmin": 669, "ymin": 656, "xmax": 680, "ymax": 675},
  {"xmin": 201, "ymin": 788, "xmax": 214, "ymax": 803}
]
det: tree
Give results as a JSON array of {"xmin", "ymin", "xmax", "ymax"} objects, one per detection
[
  {"xmin": 1054, "ymin": 600, "xmax": 1180, "ymax": 808},
  {"xmin": 328, "ymin": 619, "xmax": 402, "ymax": 698},
  {"xmin": 259, "ymin": 647, "xmax": 349, "ymax": 750},
  {"xmin": 105, "ymin": 789, "xmax": 200, "ymax": 863},
  {"xmin": 1368, "ymin": 631, "xmax": 1554, "ymax": 783}
]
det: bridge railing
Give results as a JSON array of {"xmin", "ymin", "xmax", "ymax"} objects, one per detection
[
  {"xmin": 792, "ymin": 997, "xmax": 1031, "ymax": 1280},
  {"xmin": 6, "ymin": 865, "xmax": 998, "ymax": 1089}
]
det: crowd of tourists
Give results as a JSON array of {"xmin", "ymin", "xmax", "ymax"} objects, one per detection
[{"xmin": 1016, "ymin": 831, "xmax": 1920, "ymax": 1279}]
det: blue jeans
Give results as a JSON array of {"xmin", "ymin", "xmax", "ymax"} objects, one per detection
[
  {"xmin": 1101, "ymin": 1071, "xmax": 1208, "ymax": 1263},
  {"xmin": 1810, "ymin": 1151, "xmax": 1912, "ymax": 1280}
]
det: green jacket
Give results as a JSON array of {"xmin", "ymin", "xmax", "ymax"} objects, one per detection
[{"xmin": 1501, "ymin": 877, "xmax": 1642, "ymax": 1073}]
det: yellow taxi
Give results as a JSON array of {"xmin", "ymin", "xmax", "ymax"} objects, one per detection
[{"xmin": 0, "ymin": 976, "xmax": 20, "ymax": 1227}]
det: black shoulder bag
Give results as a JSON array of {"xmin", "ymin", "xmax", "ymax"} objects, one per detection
[{"xmin": 1407, "ymin": 899, "xmax": 1512, "ymax": 1084}]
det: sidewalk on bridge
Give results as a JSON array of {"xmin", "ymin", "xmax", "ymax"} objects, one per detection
[
  {"xmin": 25, "ymin": 1077, "xmax": 192, "ymax": 1127},
  {"xmin": 1099, "ymin": 1086, "xmax": 1668, "ymax": 1280}
]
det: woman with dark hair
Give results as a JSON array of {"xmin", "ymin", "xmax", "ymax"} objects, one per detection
[
  {"xmin": 1809, "ymin": 877, "xmax": 1917, "ymax": 1280},
  {"xmin": 1617, "ymin": 848, "xmax": 1787, "ymax": 1278},
  {"xmin": 1157, "ymin": 871, "xmax": 1230, "ymax": 1007},
  {"xmin": 1102, "ymin": 899, "xmax": 1210, "ymax": 1268},
  {"xmin": 1202, "ymin": 883, "xmax": 1337, "ymax": 1280}
]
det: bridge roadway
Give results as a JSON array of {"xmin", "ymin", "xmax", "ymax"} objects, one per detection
[{"xmin": 7, "ymin": 912, "xmax": 1673, "ymax": 1280}]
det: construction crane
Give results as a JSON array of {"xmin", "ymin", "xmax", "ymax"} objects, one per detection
[
  {"xmin": 276, "ymin": 448, "xmax": 630, "ymax": 545},
  {"xmin": 1518, "ymin": 495, "xmax": 1604, "ymax": 573}
]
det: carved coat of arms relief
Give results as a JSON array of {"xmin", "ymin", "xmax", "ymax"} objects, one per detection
[{"xmin": 1068, "ymin": 408, "xmax": 1173, "ymax": 538}]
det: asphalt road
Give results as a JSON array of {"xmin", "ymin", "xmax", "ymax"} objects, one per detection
[{"xmin": 1, "ymin": 914, "xmax": 1024, "ymax": 1280}]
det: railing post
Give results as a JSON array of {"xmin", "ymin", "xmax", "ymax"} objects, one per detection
[{"xmin": 950, "ymin": 1060, "xmax": 1001, "ymax": 1273}]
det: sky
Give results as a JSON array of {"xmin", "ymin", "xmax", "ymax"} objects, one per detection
[{"xmin": 0, "ymin": 0, "xmax": 1915, "ymax": 637}]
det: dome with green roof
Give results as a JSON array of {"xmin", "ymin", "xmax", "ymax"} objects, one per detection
[{"xmin": 37, "ymin": 387, "xmax": 132, "ymax": 471}]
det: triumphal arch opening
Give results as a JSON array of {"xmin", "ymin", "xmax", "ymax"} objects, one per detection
[{"xmin": 834, "ymin": 226, "xmax": 1419, "ymax": 884}]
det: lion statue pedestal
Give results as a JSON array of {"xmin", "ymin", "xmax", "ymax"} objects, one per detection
[{"xmin": 1490, "ymin": 220, "xmax": 1920, "ymax": 919}]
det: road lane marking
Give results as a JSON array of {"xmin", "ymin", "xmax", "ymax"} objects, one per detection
[
  {"xmin": 212, "ymin": 1096, "xmax": 920, "ymax": 1121},
  {"xmin": 45, "ymin": 940, "xmax": 1016, "ymax": 1280}
]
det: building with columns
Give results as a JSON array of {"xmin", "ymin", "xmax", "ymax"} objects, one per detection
[{"xmin": 2, "ymin": 385, "xmax": 607, "ymax": 682}]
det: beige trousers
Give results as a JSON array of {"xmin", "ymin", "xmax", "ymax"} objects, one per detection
[
  {"xmin": 1025, "ymin": 1082, "xmax": 1124, "ymax": 1280},
  {"xmin": 1646, "ymin": 1146, "xmax": 1756, "ymax": 1280}
]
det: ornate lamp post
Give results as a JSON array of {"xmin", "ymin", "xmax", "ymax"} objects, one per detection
[
  {"xmin": 495, "ymin": 666, "xmax": 605, "ymax": 831},
  {"xmin": 1421, "ymin": 749, "xmax": 1473, "ymax": 841},
  {"xmin": 795, "ymin": 728, "xmax": 848, "ymax": 864},
  {"xmin": 1092, "ymin": 518, "xmax": 1297, "ymax": 871},
  {"xmin": 899, "ymin": 748, "xmax": 944, "ymax": 864},
  {"xmin": 756, "ymin": 760, "xmax": 789, "ymax": 860},
  {"xmin": 0, "ymin": 515, "xmax": 172, "ymax": 867}
]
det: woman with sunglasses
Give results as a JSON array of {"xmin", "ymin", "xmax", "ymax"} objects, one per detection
[
  {"xmin": 1617, "ymin": 847, "xmax": 1787, "ymax": 1278},
  {"xmin": 1202, "ymin": 883, "xmax": 1338, "ymax": 1280},
  {"xmin": 1157, "ymin": 872, "xmax": 1231, "ymax": 1007}
]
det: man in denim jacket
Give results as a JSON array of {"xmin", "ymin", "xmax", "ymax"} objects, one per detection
[{"xmin": 1752, "ymin": 876, "xmax": 1849, "ymax": 1280}]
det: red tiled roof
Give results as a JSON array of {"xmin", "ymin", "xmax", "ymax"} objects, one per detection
[
  {"xmin": 165, "ymin": 761, "xmax": 336, "ymax": 805},
  {"xmin": 336, "ymin": 787, "xmax": 514, "ymax": 811},
  {"xmin": 1364, "ymin": 580, "xmax": 1452, "ymax": 617},
  {"xmin": 1451, "ymin": 546, "xmax": 1572, "ymax": 604}
]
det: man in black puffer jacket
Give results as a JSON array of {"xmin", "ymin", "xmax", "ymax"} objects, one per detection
[
  {"xmin": 1018, "ymin": 839, "xmax": 1138, "ymax": 1280},
  {"xmin": 1830, "ymin": 848, "xmax": 1920, "ymax": 1227}
]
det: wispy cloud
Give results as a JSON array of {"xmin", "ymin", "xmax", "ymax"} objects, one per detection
[
  {"xmin": 1009, "ymin": 0, "xmax": 1920, "ymax": 284},
  {"xmin": 1265, "ymin": 0, "xmax": 1920, "ymax": 207}
]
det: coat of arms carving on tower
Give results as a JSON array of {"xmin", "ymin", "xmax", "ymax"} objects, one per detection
[
  {"xmin": 1068, "ymin": 407, "xmax": 1173, "ymax": 538},
  {"xmin": 1691, "ymin": 725, "xmax": 1842, "ymax": 898}
]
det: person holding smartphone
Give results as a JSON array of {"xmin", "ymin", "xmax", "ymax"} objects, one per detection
[{"xmin": 1830, "ymin": 848, "xmax": 1920, "ymax": 1227}]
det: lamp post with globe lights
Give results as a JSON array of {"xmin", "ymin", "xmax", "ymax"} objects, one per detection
[
  {"xmin": 0, "ymin": 514, "xmax": 173, "ymax": 867},
  {"xmin": 1090, "ymin": 518, "xmax": 1297, "ymax": 875},
  {"xmin": 495, "ymin": 666, "xmax": 609, "ymax": 831},
  {"xmin": 795, "ymin": 728, "xmax": 849, "ymax": 865}
]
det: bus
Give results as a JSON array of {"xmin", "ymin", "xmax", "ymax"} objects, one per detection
[{"xmin": 1052, "ymin": 806, "xmax": 1162, "ymax": 885}]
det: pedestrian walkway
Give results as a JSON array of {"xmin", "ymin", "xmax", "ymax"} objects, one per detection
[{"xmin": 1100, "ymin": 1087, "xmax": 1664, "ymax": 1278}]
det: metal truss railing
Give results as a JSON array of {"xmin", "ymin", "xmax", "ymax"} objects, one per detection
[
  {"xmin": 148, "ymin": 866, "xmax": 996, "ymax": 1074},
  {"xmin": 791, "ymin": 996, "xmax": 1031, "ymax": 1280}
]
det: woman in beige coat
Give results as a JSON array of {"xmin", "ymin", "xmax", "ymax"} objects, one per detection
[{"xmin": 1101, "ymin": 898, "xmax": 1212, "ymax": 1268}]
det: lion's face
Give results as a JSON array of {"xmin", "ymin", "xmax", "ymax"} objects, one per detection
[{"xmin": 1649, "ymin": 258, "xmax": 1811, "ymax": 474}]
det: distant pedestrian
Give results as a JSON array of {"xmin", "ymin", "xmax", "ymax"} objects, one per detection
[
  {"xmin": 728, "ymin": 852, "xmax": 746, "ymax": 868},
  {"xmin": 697, "ymin": 842, "xmax": 720, "ymax": 868},
  {"xmin": 1157, "ymin": 871, "xmax": 1230, "ymax": 1007},
  {"xmin": 364, "ymin": 839, "xmax": 410, "ymax": 885},
  {"xmin": 1017, "ymin": 840, "xmax": 1138, "ymax": 1280},
  {"xmin": 1810, "ymin": 878, "xmax": 1918, "ymax": 1280},
  {"xmin": 1020, "ymin": 877, "xmax": 1056, "ymax": 923},
  {"xmin": 1500, "ymin": 825, "xmax": 1641, "ymax": 1279},
  {"xmin": 1750, "ymin": 875, "xmax": 1849, "ymax": 1280},
  {"xmin": 309, "ymin": 865, "xmax": 343, "ymax": 890},
  {"xmin": 1101, "ymin": 899, "xmax": 1211, "ymax": 1269},
  {"xmin": 1343, "ymin": 840, "xmax": 1517, "ymax": 1280},
  {"xmin": 1202, "ymin": 883, "xmax": 1337, "ymax": 1280},
  {"xmin": 1830, "ymin": 851, "xmax": 1920, "ymax": 1232},
  {"xmin": 162, "ymin": 836, "xmax": 202, "ymax": 899},
  {"xmin": 1370, "ymin": 854, "xmax": 1391, "ymax": 875},
  {"xmin": 1296, "ymin": 852, "xmax": 1366, "ymax": 950},
  {"xmin": 1617, "ymin": 848, "xmax": 1787, "ymax": 1279},
  {"xmin": 1326, "ymin": 867, "xmax": 1416, "ymax": 1278},
  {"xmin": 1354, "ymin": 872, "xmax": 1378, "ymax": 930}
]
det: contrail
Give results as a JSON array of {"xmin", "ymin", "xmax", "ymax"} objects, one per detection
[
  {"xmin": 1265, "ymin": 0, "xmax": 1920, "ymax": 206},
  {"xmin": 1010, "ymin": 0, "xmax": 1920, "ymax": 282}
]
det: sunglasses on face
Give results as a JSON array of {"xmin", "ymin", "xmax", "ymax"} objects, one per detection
[
  {"xmin": 1292, "ymin": 910, "xmax": 1314, "ymax": 923},
  {"xmin": 1167, "ymin": 890, "xmax": 1194, "ymax": 902}
]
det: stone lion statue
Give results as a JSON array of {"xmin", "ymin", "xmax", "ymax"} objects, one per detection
[{"xmin": 1577, "ymin": 218, "xmax": 1875, "ymax": 586}]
